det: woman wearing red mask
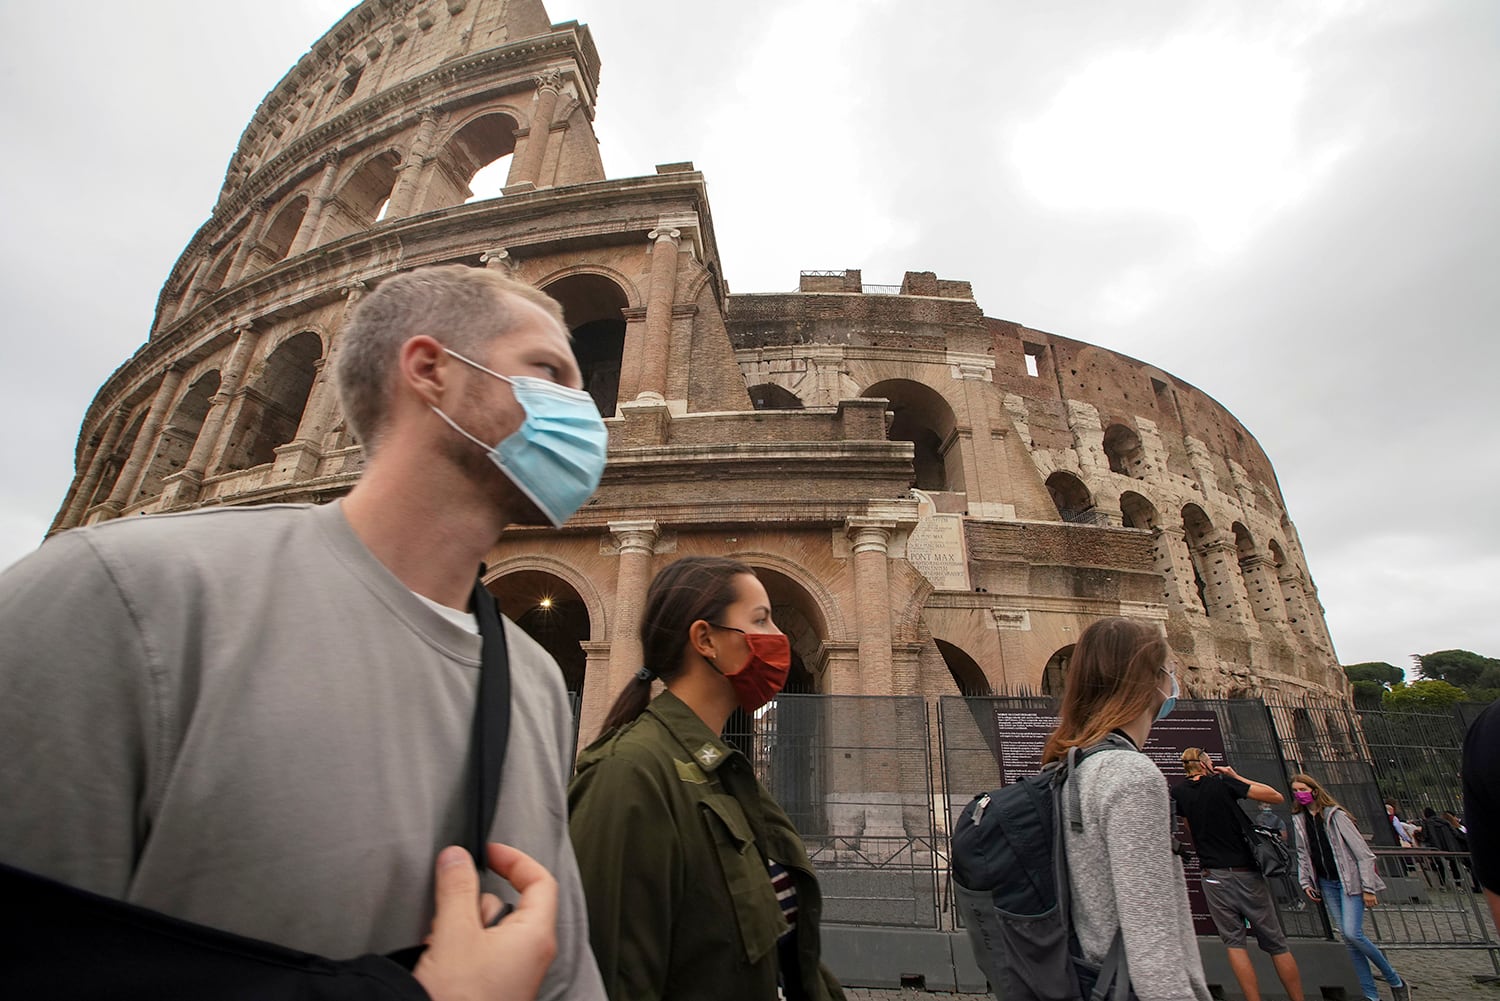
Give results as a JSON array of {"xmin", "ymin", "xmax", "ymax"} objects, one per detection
[{"xmin": 568, "ymin": 557, "xmax": 844, "ymax": 1001}]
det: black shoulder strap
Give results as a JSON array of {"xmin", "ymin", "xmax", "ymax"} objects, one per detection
[{"xmin": 468, "ymin": 572, "xmax": 513, "ymax": 867}]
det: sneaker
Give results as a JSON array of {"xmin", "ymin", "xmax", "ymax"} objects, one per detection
[{"xmin": 1391, "ymin": 979, "xmax": 1411, "ymax": 1001}]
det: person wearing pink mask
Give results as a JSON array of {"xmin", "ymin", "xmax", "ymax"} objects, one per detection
[
  {"xmin": 568, "ymin": 557, "xmax": 845, "ymax": 1001},
  {"xmin": 1289, "ymin": 774, "xmax": 1409, "ymax": 1001}
]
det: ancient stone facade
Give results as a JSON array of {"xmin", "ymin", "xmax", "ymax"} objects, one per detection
[{"xmin": 51, "ymin": 0, "xmax": 1348, "ymax": 746}]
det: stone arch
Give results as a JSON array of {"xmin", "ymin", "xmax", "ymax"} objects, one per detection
[
  {"xmin": 257, "ymin": 194, "xmax": 310, "ymax": 266},
  {"xmin": 219, "ymin": 330, "xmax": 323, "ymax": 473},
  {"xmin": 324, "ymin": 148, "xmax": 402, "ymax": 239},
  {"xmin": 138, "ymin": 370, "xmax": 221, "ymax": 500},
  {"xmin": 935, "ymin": 638, "xmax": 992, "ymax": 696},
  {"xmin": 483, "ymin": 554, "xmax": 609, "ymax": 637},
  {"xmin": 1119, "ymin": 490, "xmax": 1159, "ymax": 530},
  {"xmin": 1231, "ymin": 522, "xmax": 1256, "ymax": 561},
  {"xmin": 1268, "ymin": 539, "xmax": 1287, "ymax": 569},
  {"xmin": 89, "ymin": 409, "xmax": 147, "ymax": 511},
  {"xmin": 1046, "ymin": 470, "xmax": 1094, "ymax": 524},
  {"xmin": 1103, "ymin": 422, "xmax": 1147, "ymax": 477},
  {"xmin": 202, "ymin": 243, "xmax": 238, "ymax": 296},
  {"xmin": 749, "ymin": 383, "xmax": 803, "ymax": 410},
  {"xmin": 733, "ymin": 551, "xmax": 847, "ymax": 643},
  {"xmin": 541, "ymin": 272, "xmax": 629, "ymax": 418},
  {"xmin": 1042, "ymin": 644, "xmax": 1075, "ymax": 698},
  {"xmin": 422, "ymin": 109, "xmax": 522, "ymax": 211},
  {"xmin": 1182, "ymin": 503, "xmax": 1215, "ymax": 615},
  {"xmin": 730, "ymin": 559, "xmax": 830, "ymax": 694},
  {"xmin": 487, "ymin": 567, "xmax": 593, "ymax": 695},
  {"xmin": 863, "ymin": 378, "xmax": 963, "ymax": 492}
]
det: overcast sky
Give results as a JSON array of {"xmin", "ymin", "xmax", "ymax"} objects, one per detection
[{"xmin": 1, "ymin": 0, "xmax": 1495, "ymax": 671}]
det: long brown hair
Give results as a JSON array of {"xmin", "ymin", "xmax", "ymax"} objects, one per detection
[
  {"xmin": 597, "ymin": 556, "xmax": 755, "ymax": 735},
  {"xmin": 1041, "ymin": 617, "xmax": 1169, "ymax": 764},
  {"xmin": 1289, "ymin": 772, "xmax": 1345, "ymax": 818}
]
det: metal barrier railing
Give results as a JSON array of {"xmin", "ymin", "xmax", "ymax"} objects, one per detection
[{"xmin": 1352, "ymin": 849, "xmax": 1498, "ymax": 972}]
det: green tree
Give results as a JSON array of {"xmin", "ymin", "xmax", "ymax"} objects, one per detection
[
  {"xmin": 1343, "ymin": 662, "xmax": 1404, "ymax": 709},
  {"xmin": 1382, "ymin": 679, "xmax": 1469, "ymax": 711},
  {"xmin": 1414, "ymin": 649, "xmax": 1500, "ymax": 693}
]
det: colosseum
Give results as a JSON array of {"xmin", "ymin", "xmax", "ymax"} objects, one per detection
[{"xmin": 48, "ymin": 0, "xmax": 1347, "ymax": 748}]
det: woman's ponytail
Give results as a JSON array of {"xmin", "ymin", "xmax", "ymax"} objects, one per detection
[{"xmin": 598, "ymin": 672, "xmax": 653, "ymax": 735}]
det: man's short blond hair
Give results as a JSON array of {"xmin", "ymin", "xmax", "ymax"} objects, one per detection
[{"xmin": 334, "ymin": 265, "xmax": 567, "ymax": 452}]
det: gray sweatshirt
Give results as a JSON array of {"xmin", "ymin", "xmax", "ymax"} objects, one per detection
[
  {"xmin": 1292, "ymin": 807, "xmax": 1387, "ymax": 896},
  {"xmin": 1064, "ymin": 747, "xmax": 1212, "ymax": 1001},
  {"xmin": 0, "ymin": 501, "xmax": 604, "ymax": 1001}
]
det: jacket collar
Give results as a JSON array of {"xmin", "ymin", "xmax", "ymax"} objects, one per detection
[{"xmin": 646, "ymin": 689, "xmax": 738, "ymax": 774}]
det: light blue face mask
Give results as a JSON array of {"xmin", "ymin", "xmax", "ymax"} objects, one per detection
[
  {"xmin": 1156, "ymin": 668, "xmax": 1180, "ymax": 721},
  {"xmin": 431, "ymin": 349, "xmax": 608, "ymax": 527}
]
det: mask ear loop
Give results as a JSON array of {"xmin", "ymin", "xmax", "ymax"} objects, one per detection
[{"xmin": 429, "ymin": 405, "xmax": 492, "ymax": 451}]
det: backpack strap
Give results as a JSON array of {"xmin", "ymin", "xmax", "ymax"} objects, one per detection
[{"xmin": 1064, "ymin": 733, "xmax": 1135, "ymax": 833}]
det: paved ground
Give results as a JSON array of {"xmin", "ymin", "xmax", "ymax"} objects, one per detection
[{"xmin": 842, "ymin": 944, "xmax": 1500, "ymax": 1000}]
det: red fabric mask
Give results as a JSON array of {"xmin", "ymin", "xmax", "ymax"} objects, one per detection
[{"xmin": 710, "ymin": 625, "xmax": 792, "ymax": 713}]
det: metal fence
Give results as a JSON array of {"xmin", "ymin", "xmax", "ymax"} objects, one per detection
[
  {"xmin": 720, "ymin": 692, "xmax": 1495, "ymax": 961},
  {"xmin": 725, "ymin": 694, "xmax": 940, "ymax": 928}
]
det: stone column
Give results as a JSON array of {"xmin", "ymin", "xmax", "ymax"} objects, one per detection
[
  {"xmin": 288, "ymin": 152, "xmax": 340, "ymax": 257},
  {"xmin": 55, "ymin": 410, "xmax": 127, "ymax": 531},
  {"xmin": 385, "ymin": 110, "xmax": 439, "ymax": 219},
  {"xmin": 224, "ymin": 202, "xmax": 268, "ymax": 287},
  {"xmin": 511, "ymin": 71, "xmax": 563, "ymax": 187},
  {"xmin": 1184, "ymin": 435, "xmax": 1220, "ymax": 495},
  {"xmin": 1197, "ymin": 534, "xmax": 1255, "ymax": 624},
  {"xmin": 1241, "ymin": 553, "xmax": 1288, "ymax": 623},
  {"xmin": 1279, "ymin": 569, "xmax": 1318, "ymax": 646},
  {"xmin": 1155, "ymin": 525, "xmax": 1202, "ymax": 615},
  {"xmin": 97, "ymin": 367, "xmax": 185, "ymax": 518},
  {"xmin": 607, "ymin": 520, "xmax": 659, "ymax": 697},
  {"xmin": 160, "ymin": 324, "xmax": 260, "ymax": 507},
  {"xmin": 273, "ymin": 282, "xmax": 366, "ymax": 481},
  {"xmin": 846, "ymin": 517, "xmax": 895, "ymax": 694},
  {"xmin": 634, "ymin": 227, "xmax": 681, "ymax": 402},
  {"xmin": 577, "ymin": 640, "xmax": 614, "ymax": 753}
]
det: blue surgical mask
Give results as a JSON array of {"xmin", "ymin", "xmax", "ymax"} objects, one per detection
[
  {"xmin": 1156, "ymin": 669, "xmax": 1179, "ymax": 721},
  {"xmin": 431, "ymin": 349, "xmax": 608, "ymax": 527}
]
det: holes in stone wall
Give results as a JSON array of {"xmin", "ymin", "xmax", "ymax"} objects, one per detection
[{"xmin": 1103, "ymin": 423, "xmax": 1147, "ymax": 477}]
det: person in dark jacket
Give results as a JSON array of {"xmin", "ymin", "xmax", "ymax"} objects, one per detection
[
  {"xmin": 1421, "ymin": 807, "xmax": 1475, "ymax": 888},
  {"xmin": 568, "ymin": 556, "xmax": 845, "ymax": 1001}
]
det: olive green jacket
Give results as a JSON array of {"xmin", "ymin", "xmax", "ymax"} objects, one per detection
[{"xmin": 569, "ymin": 691, "xmax": 845, "ymax": 1001}]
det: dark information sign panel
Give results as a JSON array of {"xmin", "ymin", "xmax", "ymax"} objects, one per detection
[{"xmin": 991, "ymin": 708, "xmax": 1227, "ymax": 936}]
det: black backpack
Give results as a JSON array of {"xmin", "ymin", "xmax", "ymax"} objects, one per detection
[{"xmin": 951, "ymin": 735, "xmax": 1136, "ymax": 1001}]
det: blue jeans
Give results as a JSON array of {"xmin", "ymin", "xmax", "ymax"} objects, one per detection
[{"xmin": 1319, "ymin": 878, "xmax": 1403, "ymax": 999}]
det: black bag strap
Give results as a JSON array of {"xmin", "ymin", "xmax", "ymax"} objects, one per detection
[{"xmin": 467, "ymin": 571, "xmax": 512, "ymax": 867}]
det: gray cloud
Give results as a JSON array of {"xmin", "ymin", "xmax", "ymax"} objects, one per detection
[{"xmin": 2, "ymin": 0, "xmax": 1494, "ymax": 669}]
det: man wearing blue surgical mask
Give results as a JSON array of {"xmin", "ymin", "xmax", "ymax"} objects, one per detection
[{"xmin": 0, "ymin": 266, "xmax": 608, "ymax": 1001}]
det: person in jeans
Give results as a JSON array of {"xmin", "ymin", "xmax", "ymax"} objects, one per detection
[
  {"xmin": 1172, "ymin": 749, "xmax": 1304, "ymax": 1001},
  {"xmin": 1290, "ymin": 774, "xmax": 1410, "ymax": 1001}
]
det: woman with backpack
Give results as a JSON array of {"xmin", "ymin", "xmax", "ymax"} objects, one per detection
[
  {"xmin": 1289, "ymin": 774, "xmax": 1410, "ymax": 1001},
  {"xmin": 1041, "ymin": 617, "xmax": 1212, "ymax": 1001},
  {"xmin": 567, "ymin": 556, "xmax": 844, "ymax": 1001}
]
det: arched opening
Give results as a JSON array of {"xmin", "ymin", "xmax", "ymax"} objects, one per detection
[
  {"xmin": 542, "ymin": 274, "xmax": 627, "ymax": 417},
  {"xmin": 488, "ymin": 570, "xmax": 590, "ymax": 696},
  {"xmin": 219, "ymin": 332, "xmax": 322, "ymax": 473},
  {"xmin": 1042, "ymin": 644, "xmax": 1075, "ymax": 699},
  {"xmin": 726, "ymin": 564, "xmax": 829, "ymax": 834},
  {"xmin": 1119, "ymin": 490, "xmax": 1159, "ymax": 531},
  {"xmin": 748, "ymin": 383, "xmax": 804, "ymax": 411},
  {"xmin": 1232, "ymin": 522, "xmax": 1256, "ymax": 564},
  {"xmin": 864, "ymin": 379, "xmax": 962, "ymax": 493},
  {"xmin": 1182, "ymin": 504, "xmax": 1215, "ymax": 616},
  {"xmin": 202, "ymin": 245, "xmax": 237, "ymax": 296},
  {"xmin": 1046, "ymin": 471, "xmax": 1094, "ymax": 524},
  {"xmin": 89, "ymin": 411, "xmax": 146, "ymax": 511},
  {"xmin": 1103, "ymin": 423, "xmax": 1147, "ymax": 477},
  {"xmin": 936, "ymin": 639, "xmax": 992, "ymax": 696},
  {"xmin": 420, "ymin": 112, "xmax": 521, "ymax": 213},
  {"xmin": 139, "ymin": 371, "xmax": 220, "ymax": 500},
  {"xmin": 257, "ymin": 195, "xmax": 309, "ymax": 267},
  {"xmin": 322, "ymin": 150, "xmax": 401, "ymax": 241}
]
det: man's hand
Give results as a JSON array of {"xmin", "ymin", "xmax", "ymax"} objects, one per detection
[
  {"xmin": 1213, "ymin": 763, "xmax": 1241, "ymax": 780},
  {"xmin": 1362, "ymin": 891, "xmax": 1378, "ymax": 909},
  {"xmin": 413, "ymin": 844, "xmax": 558, "ymax": 1001},
  {"xmin": 1305, "ymin": 885, "xmax": 1321, "ymax": 901}
]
